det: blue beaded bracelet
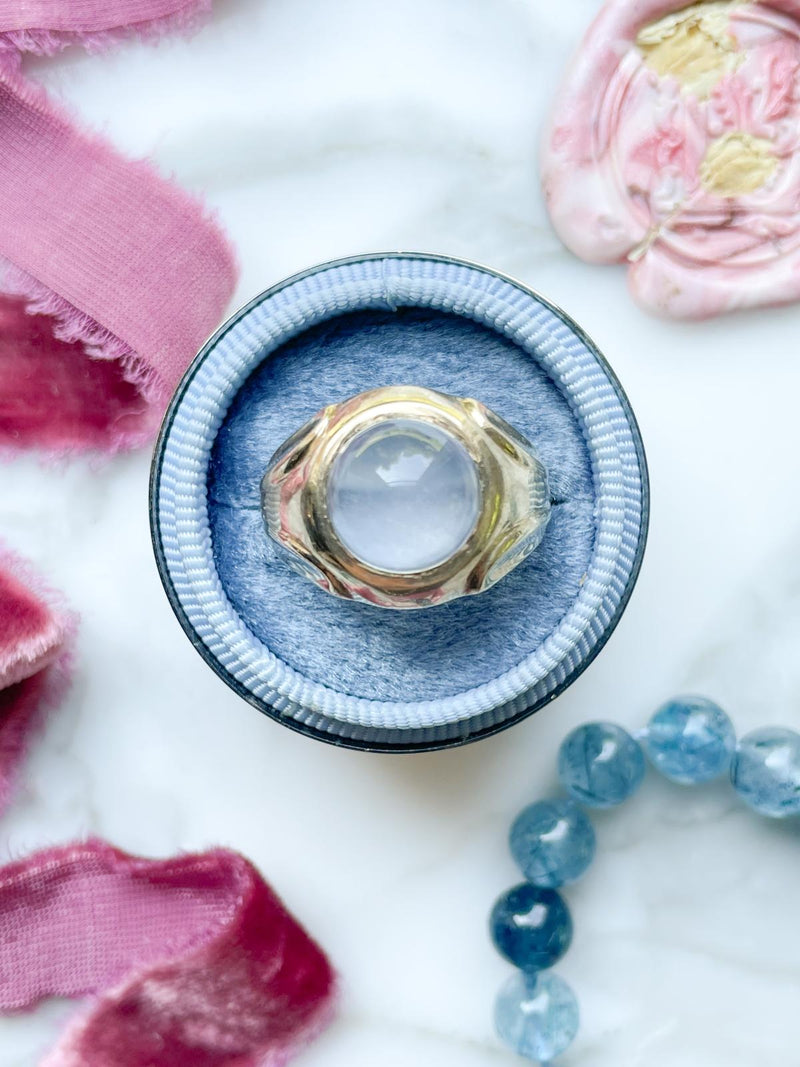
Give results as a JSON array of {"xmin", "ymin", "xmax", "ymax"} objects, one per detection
[{"xmin": 489, "ymin": 696, "xmax": 800, "ymax": 1062}]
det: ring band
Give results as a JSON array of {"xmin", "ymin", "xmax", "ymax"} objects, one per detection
[{"xmin": 262, "ymin": 385, "xmax": 551, "ymax": 609}]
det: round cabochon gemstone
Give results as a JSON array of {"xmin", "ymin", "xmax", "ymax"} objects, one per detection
[
  {"xmin": 558, "ymin": 721, "xmax": 646, "ymax": 808},
  {"xmin": 731, "ymin": 727, "xmax": 800, "ymax": 818},
  {"xmin": 509, "ymin": 798, "xmax": 596, "ymax": 888},
  {"xmin": 327, "ymin": 417, "xmax": 480, "ymax": 574},
  {"xmin": 489, "ymin": 883, "xmax": 573, "ymax": 970},
  {"xmin": 644, "ymin": 696, "xmax": 736, "ymax": 784},
  {"xmin": 495, "ymin": 971, "xmax": 579, "ymax": 1062}
]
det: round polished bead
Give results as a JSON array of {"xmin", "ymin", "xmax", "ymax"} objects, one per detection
[
  {"xmin": 489, "ymin": 883, "xmax": 572, "ymax": 970},
  {"xmin": 644, "ymin": 696, "xmax": 736, "ymax": 784},
  {"xmin": 495, "ymin": 971, "xmax": 579, "ymax": 1062},
  {"xmin": 557, "ymin": 721, "xmax": 645, "ymax": 808},
  {"xmin": 328, "ymin": 418, "xmax": 481, "ymax": 574},
  {"xmin": 510, "ymin": 799, "xmax": 596, "ymax": 888},
  {"xmin": 731, "ymin": 727, "xmax": 800, "ymax": 818}
]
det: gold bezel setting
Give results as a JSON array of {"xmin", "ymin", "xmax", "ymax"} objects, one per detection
[{"xmin": 262, "ymin": 386, "xmax": 551, "ymax": 609}]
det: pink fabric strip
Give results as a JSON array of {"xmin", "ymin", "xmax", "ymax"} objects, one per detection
[
  {"xmin": 0, "ymin": 10, "xmax": 334, "ymax": 1065},
  {"xmin": 0, "ymin": 296, "xmax": 150, "ymax": 451},
  {"xmin": 0, "ymin": 0, "xmax": 236, "ymax": 452},
  {"xmin": 0, "ymin": 558, "xmax": 336, "ymax": 1064},
  {"xmin": 0, "ymin": 841, "xmax": 336, "ymax": 1067},
  {"xmin": 0, "ymin": 546, "xmax": 75, "ymax": 811},
  {"xmin": 0, "ymin": 1, "xmax": 210, "ymax": 34}
]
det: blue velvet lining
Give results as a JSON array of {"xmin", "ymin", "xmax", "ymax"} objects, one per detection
[{"xmin": 207, "ymin": 308, "xmax": 595, "ymax": 702}]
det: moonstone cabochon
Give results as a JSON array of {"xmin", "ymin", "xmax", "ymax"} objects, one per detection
[
  {"xmin": 150, "ymin": 254, "xmax": 648, "ymax": 752},
  {"xmin": 327, "ymin": 417, "xmax": 482, "ymax": 575},
  {"xmin": 542, "ymin": 0, "xmax": 800, "ymax": 318}
]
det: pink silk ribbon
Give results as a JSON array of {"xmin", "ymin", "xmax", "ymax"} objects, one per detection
[{"xmin": 0, "ymin": 0, "xmax": 237, "ymax": 453}]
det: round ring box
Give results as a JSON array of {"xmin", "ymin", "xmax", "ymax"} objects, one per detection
[{"xmin": 150, "ymin": 253, "xmax": 649, "ymax": 752}]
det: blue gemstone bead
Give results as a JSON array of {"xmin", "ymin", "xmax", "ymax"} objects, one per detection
[
  {"xmin": 510, "ymin": 799, "xmax": 596, "ymax": 888},
  {"xmin": 644, "ymin": 696, "xmax": 736, "ymax": 784},
  {"xmin": 557, "ymin": 722, "xmax": 645, "ymax": 808},
  {"xmin": 490, "ymin": 883, "xmax": 572, "ymax": 969},
  {"xmin": 495, "ymin": 970, "xmax": 579, "ymax": 1062},
  {"xmin": 731, "ymin": 727, "xmax": 800, "ymax": 817}
]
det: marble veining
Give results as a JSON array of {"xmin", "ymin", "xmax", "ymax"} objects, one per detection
[{"xmin": 3, "ymin": 0, "xmax": 800, "ymax": 1064}]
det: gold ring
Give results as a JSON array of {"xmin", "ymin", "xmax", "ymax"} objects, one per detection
[{"xmin": 262, "ymin": 386, "xmax": 550, "ymax": 609}]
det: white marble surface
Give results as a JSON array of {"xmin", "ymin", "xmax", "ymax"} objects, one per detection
[{"xmin": 3, "ymin": 0, "xmax": 800, "ymax": 1063}]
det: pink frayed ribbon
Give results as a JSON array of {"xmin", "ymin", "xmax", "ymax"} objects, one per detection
[
  {"xmin": 0, "ymin": 8, "xmax": 335, "ymax": 1064},
  {"xmin": 0, "ymin": 0, "xmax": 237, "ymax": 453},
  {"xmin": 3, "ymin": 841, "xmax": 335, "ymax": 1067},
  {"xmin": 0, "ymin": 556, "xmax": 337, "ymax": 1064},
  {"xmin": 0, "ymin": 547, "xmax": 75, "ymax": 812}
]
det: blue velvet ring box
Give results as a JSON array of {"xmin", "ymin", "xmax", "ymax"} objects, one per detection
[{"xmin": 150, "ymin": 254, "xmax": 648, "ymax": 752}]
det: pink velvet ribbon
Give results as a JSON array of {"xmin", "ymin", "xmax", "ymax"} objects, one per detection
[
  {"xmin": 0, "ymin": 546, "xmax": 75, "ymax": 812},
  {"xmin": 0, "ymin": 0, "xmax": 237, "ymax": 453},
  {"xmin": 0, "ymin": 9, "xmax": 336, "ymax": 1061},
  {"xmin": 2, "ymin": 840, "xmax": 335, "ymax": 1067},
  {"xmin": 0, "ymin": 551, "xmax": 337, "ymax": 1064}
]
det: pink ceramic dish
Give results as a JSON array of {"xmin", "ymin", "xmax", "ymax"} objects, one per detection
[{"xmin": 542, "ymin": 0, "xmax": 800, "ymax": 318}]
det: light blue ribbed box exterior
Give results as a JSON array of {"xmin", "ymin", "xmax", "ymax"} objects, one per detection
[{"xmin": 151, "ymin": 254, "xmax": 648, "ymax": 751}]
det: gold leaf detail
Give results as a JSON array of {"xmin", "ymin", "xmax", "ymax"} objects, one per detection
[
  {"xmin": 637, "ymin": 1, "xmax": 743, "ymax": 96},
  {"xmin": 700, "ymin": 131, "xmax": 778, "ymax": 195}
]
